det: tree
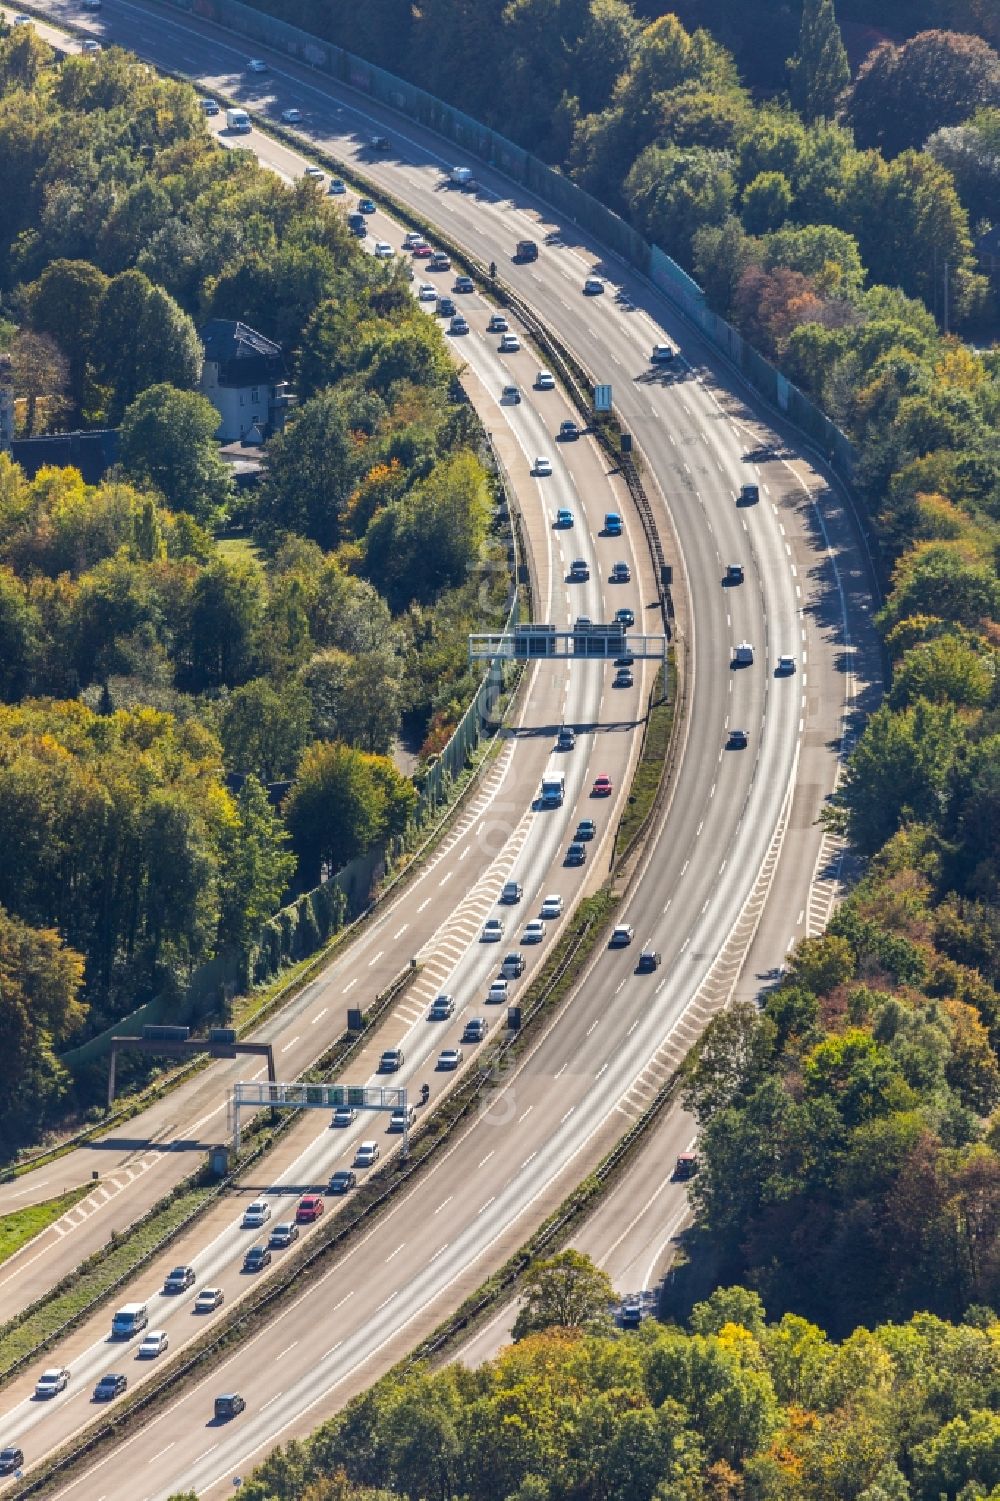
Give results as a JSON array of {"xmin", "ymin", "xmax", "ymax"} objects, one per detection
[
  {"xmin": 257, "ymin": 389, "xmax": 363, "ymax": 551},
  {"xmin": 682, "ymin": 1003, "xmax": 774, "ymax": 1124},
  {"xmin": 838, "ymin": 700, "xmax": 965, "ymax": 854},
  {"xmin": 847, "ymin": 30, "xmax": 1000, "ymax": 156},
  {"xmin": 624, "ymin": 143, "xmax": 736, "ymax": 264},
  {"xmin": 511, "ymin": 1250, "xmax": 616, "ymax": 1340},
  {"xmin": 120, "ymin": 385, "xmax": 233, "ymax": 525},
  {"xmin": 888, "ymin": 634, "xmax": 994, "ymax": 709},
  {"xmin": 219, "ymin": 677, "xmax": 312, "ymax": 781},
  {"xmin": 9, "ymin": 329, "xmax": 69, "ymax": 436},
  {"xmin": 282, "ymin": 740, "xmax": 414, "ymax": 885},
  {"xmin": 25, "ymin": 258, "xmax": 108, "ymax": 415},
  {"xmin": 90, "ymin": 270, "xmax": 201, "ymax": 423},
  {"xmin": 183, "ymin": 558, "xmax": 265, "ymax": 691},
  {"xmin": 741, "ymin": 172, "xmax": 793, "ymax": 235},
  {"xmin": 787, "ymin": 0, "xmax": 850, "ymax": 123},
  {"xmin": 218, "ymin": 775, "xmax": 296, "ymax": 951}
]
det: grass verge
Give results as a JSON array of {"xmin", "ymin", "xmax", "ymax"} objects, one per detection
[
  {"xmin": 614, "ymin": 655, "xmax": 676, "ymax": 863},
  {"xmin": 0, "ymin": 1186, "xmax": 91, "ymax": 1271}
]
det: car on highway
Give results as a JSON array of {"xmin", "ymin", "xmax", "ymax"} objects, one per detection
[
  {"xmin": 370, "ymin": 134, "xmax": 391, "ymax": 151},
  {"xmin": 523, "ymin": 919, "xmax": 546, "ymax": 943},
  {"xmin": 728, "ymin": 726, "xmax": 749, "ymax": 748},
  {"xmin": 637, "ymin": 948, "xmax": 661, "ymax": 972},
  {"xmin": 609, "ymin": 924, "xmax": 635, "ymax": 947},
  {"xmin": 429, "ymin": 993, "xmax": 456, "ymax": 1019},
  {"xmin": 417, "ymin": 282, "xmax": 437, "ymax": 301},
  {"xmin": 481, "ymin": 917, "xmax": 505, "ymax": 941},
  {"xmin": 163, "ymin": 1264, "xmax": 195, "ymax": 1293},
  {"xmin": 500, "ymin": 880, "xmax": 522, "ymax": 903},
  {"xmin": 330, "ymin": 1169, "xmax": 357, "ymax": 1193},
  {"xmin": 93, "ymin": 1373, "xmax": 127, "ymax": 1402},
  {"xmin": 554, "ymin": 507, "xmax": 573, "ymax": 528},
  {"xmin": 138, "ymin": 1331, "xmax": 169, "ymax": 1358},
  {"xmin": 565, "ymin": 842, "xmax": 586, "ymax": 866},
  {"xmin": 374, "ymin": 240, "xmax": 394, "ymax": 258},
  {"xmin": 611, "ymin": 560, "xmax": 631, "ymax": 582},
  {"xmin": 592, "ymin": 774, "xmax": 613, "ymax": 796},
  {"xmin": 568, "ymin": 559, "xmax": 589, "ymax": 581},
  {"xmin": 540, "ymin": 894, "xmax": 563, "ymax": 919},
  {"xmin": 614, "ymin": 666, "xmax": 634, "ymax": 688},
  {"xmin": 501, "ymin": 951, "xmax": 525, "ymax": 977},
  {"xmin": 269, "ymin": 1222, "xmax": 299, "ymax": 1248},
  {"xmin": 615, "ymin": 652, "xmax": 635, "ymax": 667},
  {"xmin": 777, "ymin": 654, "xmax": 797, "ymax": 674},
  {"xmin": 379, "ymin": 1047, "xmax": 405, "ymax": 1071},
  {"xmin": 650, "ymin": 343, "xmax": 675, "ymax": 364},
  {"xmin": 501, "ymin": 384, "xmax": 520, "ymax": 404},
  {"xmin": 296, "ymin": 1195, "xmax": 325, "ymax": 1222},
  {"xmin": 243, "ymin": 1244, "xmax": 272, "ymax": 1273},
  {"xmin": 673, "ymin": 1152, "xmax": 699, "ymax": 1180},
  {"xmin": 533, "ymin": 457, "xmax": 552, "ymax": 476},
  {"xmin": 247, "ymin": 57, "xmax": 267, "ymax": 72},
  {"xmin": 487, "ymin": 979, "xmax": 508, "ymax": 1004},
  {"xmin": 583, "ymin": 276, "xmax": 605, "ymax": 295},
  {"xmin": 732, "ymin": 641, "xmax": 754, "ymax": 666},
  {"xmin": 34, "ymin": 1368, "xmax": 70, "ymax": 1399},
  {"xmin": 242, "ymin": 1199, "xmax": 271, "ymax": 1228},
  {"xmin": 725, "ymin": 562, "xmax": 744, "ymax": 585},
  {"xmin": 557, "ymin": 725, "xmax": 576, "ymax": 749},
  {"xmin": 200, "ymin": 98, "xmax": 220, "ymax": 115},
  {"xmin": 438, "ymin": 1047, "xmax": 464, "ymax": 1070},
  {"xmin": 488, "ymin": 313, "xmax": 509, "ymax": 333},
  {"xmin": 499, "ymin": 332, "xmax": 521, "ymax": 352},
  {"xmin": 402, "ymin": 232, "xmax": 424, "ymax": 249},
  {"xmin": 558, "ymin": 420, "xmax": 580, "ymax": 440},
  {"xmin": 388, "ymin": 1105, "xmax": 416, "ymax": 1132},
  {"xmin": 355, "ymin": 1140, "xmax": 380, "ymax": 1167},
  {"xmin": 280, "ymin": 107, "xmax": 303, "ymax": 123},
  {"xmin": 194, "ymin": 1288, "xmax": 224, "ymax": 1313},
  {"xmin": 427, "ymin": 250, "xmax": 450, "ymax": 268},
  {"xmin": 620, "ymin": 1296, "xmax": 643, "ymax": 1327},
  {"xmin": 604, "ymin": 511, "xmax": 623, "ymax": 536},
  {"xmin": 535, "ymin": 369, "xmax": 555, "ymax": 390},
  {"xmin": 437, "ymin": 296, "xmax": 456, "ymax": 317},
  {"xmin": 575, "ymin": 818, "xmax": 596, "ymax": 841},
  {"xmin": 215, "ymin": 1393, "xmax": 246, "ymax": 1421},
  {"xmin": 463, "ymin": 1016, "xmax": 488, "ymax": 1043},
  {"xmin": 332, "ymin": 1105, "xmax": 358, "ymax": 1126},
  {"xmin": 82, "ymin": 38, "xmax": 101, "ymax": 51},
  {"xmin": 449, "ymin": 314, "xmax": 469, "ymax": 335},
  {"xmin": 738, "ymin": 482, "xmax": 759, "ymax": 504},
  {"xmin": 0, "ymin": 1447, "xmax": 24, "ymax": 1475},
  {"xmin": 328, "ymin": 177, "xmax": 347, "ymax": 194},
  {"xmin": 358, "ymin": 197, "xmax": 376, "ymax": 214},
  {"xmin": 454, "ymin": 274, "xmax": 474, "ymax": 293}
]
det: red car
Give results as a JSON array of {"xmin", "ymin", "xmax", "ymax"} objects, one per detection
[
  {"xmin": 591, "ymin": 775, "xmax": 613, "ymax": 797},
  {"xmin": 411, "ymin": 242, "xmax": 432, "ymax": 258},
  {"xmin": 295, "ymin": 1195, "xmax": 324, "ymax": 1223}
]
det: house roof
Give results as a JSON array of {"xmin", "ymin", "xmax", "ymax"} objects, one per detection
[
  {"xmin": 11, "ymin": 429, "xmax": 119, "ymax": 485},
  {"xmin": 200, "ymin": 319, "xmax": 282, "ymax": 364}
]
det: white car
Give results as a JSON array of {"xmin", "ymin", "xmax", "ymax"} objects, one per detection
[
  {"xmin": 651, "ymin": 343, "xmax": 675, "ymax": 364},
  {"xmin": 374, "ymin": 240, "xmax": 394, "ymax": 258},
  {"xmin": 194, "ymin": 1288, "xmax": 224, "ymax": 1313},
  {"xmin": 355, "ymin": 1140, "xmax": 379, "ymax": 1167},
  {"xmin": 438, "ymin": 1047, "xmax": 463, "ymax": 1070},
  {"xmin": 402, "ymin": 232, "xmax": 424, "ymax": 249},
  {"xmin": 449, "ymin": 314, "xmax": 469, "ymax": 335},
  {"xmin": 418, "ymin": 282, "xmax": 437, "ymax": 301},
  {"xmin": 481, "ymin": 917, "xmax": 504, "ymax": 942},
  {"xmin": 328, "ymin": 178, "xmax": 347, "ymax": 195},
  {"xmin": 499, "ymin": 333, "xmax": 521, "ymax": 352},
  {"xmin": 332, "ymin": 1106, "xmax": 357, "ymax": 1126},
  {"xmin": 609, "ymin": 924, "xmax": 635, "ymax": 947},
  {"xmin": 535, "ymin": 370, "xmax": 555, "ymax": 390},
  {"xmin": 539, "ymin": 894, "xmax": 564, "ymax": 919},
  {"xmin": 138, "ymin": 1331, "xmax": 169, "ymax": 1359},
  {"xmin": 488, "ymin": 313, "xmax": 509, "ymax": 333},
  {"xmin": 583, "ymin": 276, "xmax": 605, "ymax": 295},
  {"xmin": 82, "ymin": 39, "xmax": 101, "ymax": 52},
  {"xmin": 281, "ymin": 108, "xmax": 303, "ymax": 123},
  {"xmin": 242, "ymin": 1199, "xmax": 271, "ymax": 1228},
  {"xmin": 303, "ymin": 165, "xmax": 324, "ymax": 181},
  {"xmin": 487, "ymin": 980, "xmax": 509, "ymax": 1004},
  {"xmin": 523, "ymin": 920, "xmax": 546, "ymax": 943},
  {"xmin": 533, "ymin": 457, "xmax": 552, "ymax": 476},
  {"xmin": 247, "ymin": 57, "xmax": 267, "ymax": 72},
  {"xmin": 34, "ymin": 1368, "xmax": 70, "ymax": 1399}
]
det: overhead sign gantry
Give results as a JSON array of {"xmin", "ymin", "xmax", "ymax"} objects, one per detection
[{"xmin": 469, "ymin": 622, "xmax": 668, "ymax": 662}]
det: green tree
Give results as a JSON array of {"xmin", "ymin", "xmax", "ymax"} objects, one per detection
[
  {"xmin": 257, "ymin": 389, "xmax": 363, "ymax": 551},
  {"xmin": 889, "ymin": 634, "xmax": 994, "ymax": 709},
  {"xmin": 511, "ymin": 1250, "xmax": 616, "ymax": 1339},
  {"xmin": 282, "ymin": 740, "xmax": 413, "ymax": 885},
  {"xmin": 219, "ymin": 677, "xmax": 312, "ymax": 781},
  {"xmin": 624, "ymin": 143, "xmax": 736, "ymax": 264},
  {"xmin": 183, "ymin": 557, "xmax": 265, "ymax": 691},
  {"xmin": 682, "ymin": 1002, "xmax": 774, "ymax": 1124},
  {"xmin": 741, "ymin": 171, "xmax": 793, "ymax": 235},
  {"xmin": 787, "ymin": 0, "xmax": 850, "ymax": 123},
  {"xmin": 90, "ymin": 270, "xmax": 201, "ymax": 423},
  {"xmin": 838, "ymin": 700, "xmax": 965, "ymax": 854},
  {"xmin": 218, "ymin": 775, "xmax": 296, "ymax": 951},
  {"xmin": 120, "ymin": 384, "xmax": 233, "ymax": 525},
  {"xmin": 25, "ymin": 258, "xmax": 108, "ymax": 414}
]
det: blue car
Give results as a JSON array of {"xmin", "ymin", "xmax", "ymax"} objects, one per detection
[{"xmin": 555, "ymin": 508, "xmax": 574, "ymax": 528}]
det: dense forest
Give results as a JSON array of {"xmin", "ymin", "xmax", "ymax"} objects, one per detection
[
  {"xmin": 211, "ymin": 1287, "xmax": 1000, "ymax": 1501},
  {"xmin": 0, "ymin": 29, "xmax": 508, "ymax": 1147}
]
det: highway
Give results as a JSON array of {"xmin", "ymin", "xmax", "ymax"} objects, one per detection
[{"xmin": 0, "ymin": 3, "xmax": 881, "ymax": 1495}]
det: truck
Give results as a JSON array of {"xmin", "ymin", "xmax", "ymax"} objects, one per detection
[
  {"xmin": 225, "ymin": 108, "xmax": 251, "ymax": 133},
  {"xmin": 515, "ymin": 239, "xmax": 538, "ymax": 262},
  {"xmin": 539, "ymin": 774, "xmax": 565, "ymax": 809},
  {"xmin": 111, "ymin": 1302, "xmax": 148, "ymax": 1339},
  {"xmin": 449, "ymin": 165, "xmax": 476, "ymax": 189}
]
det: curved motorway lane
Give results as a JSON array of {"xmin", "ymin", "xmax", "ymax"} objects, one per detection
[{"xmin": 0, "ymin": 5, "xmax": 881, "ymax": 1496}]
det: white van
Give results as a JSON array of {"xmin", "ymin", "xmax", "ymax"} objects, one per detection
[
  {"xmin": 111, "ymin": 1302, "xmax": 148, "ymax": 1339},
  {"xmin": 225, "ymin": 108, "xmax": 251, "ymax": 134}
]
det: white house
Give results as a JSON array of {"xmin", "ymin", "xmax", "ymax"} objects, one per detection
[{"xmin": 198, "ymin": 319, "xmax": 292, "ymax": 443}]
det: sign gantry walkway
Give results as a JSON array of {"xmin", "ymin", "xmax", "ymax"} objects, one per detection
[{"xmin": 469, "ymin": 623, "xmax": 668, "ymax": 661}]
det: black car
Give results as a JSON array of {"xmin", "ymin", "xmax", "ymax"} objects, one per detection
[
  {"xmin": 370, "ymin": 134, "xmax": 391, "ymax": 151},
  {"xmin": 575, "ymin": 819, "xmax": 596, "ymax": 841},
  {"xmin": 637, "ymin": 949, "xmax": 661, "ymax": 972},
  {"xmin": 565, "ymin": 842, "xmax": 586, "ymax": 866},
  {"xmin": 454, "ymin": 275, "xmax": 474, "ymax": 293},
  {"xmin": 620, "ymin": 1298, "xmax": 643, "ymax": 1329},
  {"xmin": 215, "ymin": 1393, "xmax": 246, "ymax": 1421},
  {"xmin": 0, "ymin": 1448, "xmax": 24, "ymax": 1475},
  {"xmin": 437, "ymin": 296, "xmax": 456, "ymax": 317},
  {"xmin": 728, "ymin": 727, "xmax": 749, "ymax": 749},
  {"xmin": 93, "ymin": 1373, "xmax": 127, "ymax": 1402},
  {"xmin": 243, "ymin": 1244, "xmax": 272, "ymax": 1273},
  {"xmin": 614, "ymin": 654, "xmax": 634, "ymax": 668},
  {"xmin": 330, "ymin": 1170, "xmax": 357, "ymax": 1194},
  {"xmin": 725, "ymin": 563, "xmax": 744, "ymax": 585}
]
